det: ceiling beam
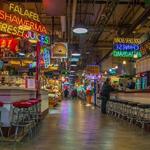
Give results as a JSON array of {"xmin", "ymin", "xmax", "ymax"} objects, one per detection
[{"xmin": 9, "ymin": 0, "xmax": 145, "ymax": 5}]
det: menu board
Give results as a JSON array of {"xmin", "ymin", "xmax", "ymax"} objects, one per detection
[{"xmin": 26, "ymin": 78, "xmax": 36, "ymax": 89}]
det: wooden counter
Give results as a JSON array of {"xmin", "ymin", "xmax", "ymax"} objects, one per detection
[{"xmin": 0, "ymin": 87, "xmax": 49, "ymax": 127}]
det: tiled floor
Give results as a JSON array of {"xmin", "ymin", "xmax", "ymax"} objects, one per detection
[{"xmin": 0, "ymin": 100, "xmax": 150, "ymax": 150}]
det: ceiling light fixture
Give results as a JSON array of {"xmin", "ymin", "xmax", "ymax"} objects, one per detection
[
  {"xmin": 73, "ymin": 26, "xmax": 88, "ymax": 34},
  {"xmin": 71, "ymin": 53, "xmax": 81, "ymax": 57},
  {"xmin": 70, "ymin": 64, "xmax": 77, "ymax": 67},
  {"xmin": 19, "ymin": 52, "xmax": 25, "ymax": 56}
]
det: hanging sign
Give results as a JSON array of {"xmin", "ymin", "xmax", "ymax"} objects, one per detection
[
  {"xmin": 86, "ymin": 65, "xmax": 100, "ymax": 74},
  {"xmin": 0, "ymin": 38, "xmax": 19, "ymax": 52},
  {"xmin": 51, "ymin": 42, "xmax": 68, "ymax": 58},
  {"xmin": 25, "ymin": 31, "xmax": 50, "ymax": 44},
  {"xmin": 43, "ymin": 47, "xmax": 50, "ymax": 68},
  {"xmin": 144, "ymin": 0, "xmax": 150, "ymax": 6},
  {"xmin": 0, "ymin": 3, "xmax": 47, "ymax": 36},
  {"xmin": 140, "ymin": 40, "xmax": 150, "ymax": 56},
  {"xmin": 113, "ymin": 37, "xmax": 142, "ymax": 58}
]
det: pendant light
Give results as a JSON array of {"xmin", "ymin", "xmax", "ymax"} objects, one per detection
[{"xmin": 73, "ymin": 0, "xmax": 88, "ymax": 34}]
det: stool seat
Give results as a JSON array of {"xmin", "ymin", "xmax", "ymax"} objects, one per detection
[
  {"xmin": 13, "ymin": 101, "xmax": 33, "ymax": 108},
  {"xmin": 29, "ymin": 100, "xmax": 39, "ymax": 105},
  {"xmin": 0, "ymin": 101, "xmax": 4, "ymax": 107},
  {"xmin": 30, "ymin": 99, "xmax": 41, "ymax": 103}
]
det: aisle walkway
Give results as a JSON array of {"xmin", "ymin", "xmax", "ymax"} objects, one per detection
[{"xmin": 0, "ymin": 100, "xmax": 150, "ymax": 150}]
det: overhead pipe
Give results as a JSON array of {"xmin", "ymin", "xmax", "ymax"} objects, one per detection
[
  {"xmin": 70, "ymin": 0, "xmax": 77, "ymax": 42},
  {"xmin": 61, "ymin": 16, "xmax": 66, "ymax": 33},
  {"xmin": 72, "ymin": 0, "xmax": 78, "ymax": 28}
]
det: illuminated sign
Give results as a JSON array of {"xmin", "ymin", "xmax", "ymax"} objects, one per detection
[
  {"xmin": 43, "ymin": 47, "xmax": 50, "ymax": 68},
  {"xmin": 86, "ymin": 65, "xmax": 100, "ymax": 74},
  {"xmin": 140, "ymin": 40, "xmax": 150, "ymax": 56},
  {"xmin": 70, "ymin": 58, "xmax": 79, "ymax": 62},
  {"xmin": 114, "ymin": 37, "xmax": 141, "ymax": 44},
  {"xmin": 0, "ymin": 60, "xmax": 3, "ymax": 70},
  {"xmin": 0, "ymin": 9, "xmax": 47, "ymax": 34},
  {"xmin": 144, "ymin": 0, "xmax": 150, "ymax": 5},
  {"xmin": 25, "ymin": 31, "xmax": 50, "ymax": 44},
  {"xmin": 9, "ymin": 3, "xmax": 40, "ymax": 22},
  {"xmin": 0, "ymin": 21, "xmax": 25, "ymax": 37},
  {"xmin": 51, "ymin": 42, "xmax": 68, "ymax": 58},
  {"xmin": 113, "ymin": 37, "xmax": 142, "ymax": 58},
  {"xmin": 0, "ymin": 38, "xmax": 19, "ymax": 52}
]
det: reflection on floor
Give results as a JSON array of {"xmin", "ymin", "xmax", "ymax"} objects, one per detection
[{"xmin": 0, "ymin": 99, "xmax": 150, "ymax": 150}]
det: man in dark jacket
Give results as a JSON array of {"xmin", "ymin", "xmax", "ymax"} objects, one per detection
[{"xmin": 101, "ymin": 78, "xmax": 113, "ymax": 114}]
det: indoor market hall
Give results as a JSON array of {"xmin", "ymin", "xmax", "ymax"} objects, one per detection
[
  {"xmin": 0, "ymin": 100, "xmax": 150, "ymax": 150},
  {"xmin": 0, "ymin": 0, "xmax": 150, "ymax": 150}
]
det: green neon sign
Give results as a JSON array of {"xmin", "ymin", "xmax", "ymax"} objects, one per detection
[
  {"xmin": 144, "ymin": 0, "xmax": 150, "ymax": 5},
  {"xmin": 112, "ymin": 50, "xmax": 142, "ymax": 58}
]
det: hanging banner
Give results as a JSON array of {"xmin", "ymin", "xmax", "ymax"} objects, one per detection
[
  {"xmin": 113, "ymin": 37, "xmax": 142, "ymax": 58},
  {"xmin": 51, "ymin": 42, "xmax": 68, "ymax": 58}
]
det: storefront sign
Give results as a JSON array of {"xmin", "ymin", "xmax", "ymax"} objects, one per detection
[
  {"xmin": 51, "ymin": 42, "xmax": 68, "ymax": 58},
  {"xmin": 25, "ymin": 31, "xmax": 50, "ymax": 44},
  {"xmin": 113, "ymin": 37, "xmax": 142, "ymax": 58},
  {"xmin": 69, "ymin": 58, "xmax": 79, "ymax": 62},
  {"xmin": 114, "ymin": 37, "xmax": 141, "ymax": 44},
  {"xmin": 144, "ymin": 0, "xmax": 150, "ymax": 5},
  {"xmin": 0, "ymin": 38, "xmax": 19, "ymax": 52},
  {"xmin": 0, "ymin": 21, "xmax": 25, "ymax": 37},
  {"xmin": 0, "ymin": 60, "xmax": 3, "ymax": 70},
  {"xmin": 9, "ymin": 3, "xmax": 40, "ymax": 22},
  {"xmin": 0, "ymin": 9, "xmax": 47, "ymax": 34},
  {"xmin": 86, "ymin": 65, "xmax": 100, "ymax": 74},
  {"xmin": 43, "ymin": 47, "xmax": 50, "ymax": 68},
  {"xmin": 140, "ymin": 40, "xmax": 150, "ymax": 56},
  {"xmin": 26, "ymin": 78, "xmax": 36, "ymax": 89}
]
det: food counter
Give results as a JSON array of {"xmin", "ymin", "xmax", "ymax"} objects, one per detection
[
  {"xmin": 0, "ymin": 87, "xmax": 49, "ymax": 127},
  {"xmin": 111, "ymin": 90, "xmax": 150, "ymax": 104}
]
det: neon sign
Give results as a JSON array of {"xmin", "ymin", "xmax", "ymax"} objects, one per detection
[
  {"xmin": 112, "ymin": 50, "xmax": 142, "ymax": 58},
  {"xmin": 0, "ymin": 21, "xmax": 25, "ymax": 37},
  {"xmin": 114, "ymin": 37, "xmax": 141, "ymax": 44},
  {"xmin": 0, "ymin": 10, "xmax": 47, "ymax": 34},
  {"xmin": 25, "ymin": 31, "xmax": 50, "ymax": 44},
  {"xmin": 9, "ymin": 3, "xmax": 40, "ymax": 22},
  {"xmin": 0, "ymin": 38, "xmax": 19, "ymax": 52},
  {"xmin": 114, "ymin": 43, "xmax": 140, "ymax": 51},
  {"xmin": 113, "ymin": 37, "xmax": 142, "ymax": 58},
  {"xmin": 43, "ymin": 48, "xmax": 50, "ymax": 68}
]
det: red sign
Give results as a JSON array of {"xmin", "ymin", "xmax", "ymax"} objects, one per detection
[{"xmin": 0, "ymin": 38, "xmax": 18, "ymax": 52}]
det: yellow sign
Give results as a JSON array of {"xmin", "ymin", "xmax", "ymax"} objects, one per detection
[
  {"xmin": 0, "ymin": 21, "xmax": 25, "ymax": 37},
  {"xmin": 9, "ymin": 3, "xmax": 40, "ymax": 22},
  {"xmin": 114, "ymin": 37, "xmax": 141, "ymax": 44},
  {"xmin": 9, "ymin": 60, "xmax": 21, "ymax": 65},
  {"xmin": 86, "ymin": 65, "xmax": 100, "ymax": 74},
  {"xmin": 0, "ymin": 9, "xmax": 47, "ymax": 34},
  {"xmin": 51, "ymin": 42, "xmax": 68, "ymax": 58}
]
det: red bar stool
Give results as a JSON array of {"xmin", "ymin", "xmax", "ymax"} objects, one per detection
[
  {"xmin": 11, "ymin": 101, "xmax": 33, "ymax": 139},
  {"xmin": 0, "ymin": 101, "xmax": 4, "ymax": 137}
]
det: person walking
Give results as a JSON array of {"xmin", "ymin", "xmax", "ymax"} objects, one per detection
[{"xmin": 100, "ymin": 78, "xmax": 114, "ymax": 114}]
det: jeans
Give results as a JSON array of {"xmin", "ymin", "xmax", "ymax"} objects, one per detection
[{"xmin": 101, "ymin": 96, "xmax": 108, "ymax": 114}]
